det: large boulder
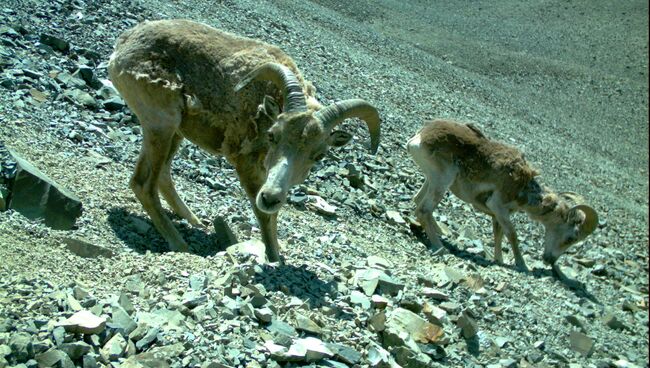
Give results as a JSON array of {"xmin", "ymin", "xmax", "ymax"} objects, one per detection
[{"xmin": 7, "ymin": 149, "xmax": 82, "ymax": 230}]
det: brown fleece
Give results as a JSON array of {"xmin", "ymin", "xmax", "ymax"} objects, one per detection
[{"xmin": 419, "ymin": 119, "xmax": 539, "ymax": 202}]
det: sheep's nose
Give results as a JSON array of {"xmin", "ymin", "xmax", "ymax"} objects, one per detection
[{"xmin": 260, "ymin": 189, "xmax": 283, "ymax": 208}]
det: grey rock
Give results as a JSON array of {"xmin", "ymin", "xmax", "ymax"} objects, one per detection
[
  {"xmin": 213, "ymin": 216, "xmax": 238, "ymax": 248},
  {"xmin": 438, "ymin": 302, "xmax": 461, "ymax": 314},
  {"xmin": 52, "ymin": 326, "xmax": 66, "ymax": 346},
  {"xmin": 565, "ymin": 314, "xmax": 587, "ymax": 332},
  {"xmin": 349, "ymin": 290, "xmax": 371, "ymax": 309},
  {"xmin": 59, "ymin": 310, "xmax": 106, "ymax": 335},
  {"xmin": 457, "ymin": 311, "xmax": 478, "ymax": 339},
  {"xmin": 134, "ymin": 327, "xmax": 159, "ymax": 350},
  {"xmin": 189, "ymin": 274, "xmax": 207, "ymax": 291},
  {"xmin": 182, "ymin": 291, "xmax": 207, "ymax": 309},
  {"xmin": 63, "ymin": 89, "xmax": 98, "ymax": 108},
  {"xmin": 35, "ymin": 349, "xmax": 74, "ymax": 368},
  {"xmin": 377, "ymin": 274, "xmax": 405, "ymax": 296},
  {"xmin": 384, "ymin": 308, "xmax": 444, "ymax": 347},
  {"xmin": 109, "ymin": 305, "xmax": 137, "ymax": 335},
  {"xmin": 101, "ymin": 96, "xmax": 125, "ymax": 111},
  {"xmin": 422, "ymin": 303, "xmax": 447, "ymax": 325},
  {"xmin": 128, "ymin": 324, "xmax": 148, "ymax": 342},
  {"xmin": 73, "ymin": 66, "xmax": 102, "ymax": 90},
  {"xmin": 603, "ymin": 313, "xmax": 628, "ymax": 330},
  {"xmin": 100, "ymin": 333, "xmax": 126, "ymax": 361},
  {"xmin": 254, "ymin": 307, "xmax": 274, "ymax": 323},
  {"xmin": 422, "ymin": 287, "xmax": 449, "ymax": 301},
  {"xmin": 569, "ymin": 330, "xmax": 594, "ymax": 357},
  {"xmin": 294, "ymin": 314, "xmax": 322, "ymax": 335},
  {"xmin": 371, "ymin": 294, "xmax": 389, "ymax": 310},
  {"xmin": 399, "ymin": 294, "xmax": 423, "ymax": 313},
  {"xmin": 392, "ymin": 346, "xmax": 432, "ymax": 368},
  {"xmin": 55, "ymin": 72, "xmax": 86, "ymax": 89},
  {"xmin": 39, "ymin": 34, "xmax": 69, "ymax": 52},
  {"xmin": 7, "ymin": 149, "xmax": 83, "ymax": 230},
  {"xmin": 135, "ymin": 309, "xmax": 185, "ymax": 332},
  {"xmin": 118, "ymin": 292, "xmax": 135, "ymax": 315},
  {"xmin": 82, "ymin": 353, "xmax": 99, "ymax": 368},
  {"xmin": 293, "ymin": 337, "xmax": 333, "ymax": 362},
  {"xmin": 226, "ymin": 240, "xmax": 268, "ymax": 264},
  {"xmin": 64, "ymin": 237, "xmax": 115, "ymax": 258},
  {"xmin": 9, "ymin": 332, "xmax": 33, "ymax": 361},
  {"xmin": 369, "ymin": 311, "xmax": 386, "ymax": 332},
  {"xmin": 59, "ymin": 341, "xmax": 91, "ymax": 360},
  {"xmin": 367, "ymin": 345, "xmax": 391, "ymax": 367},
  {"xmin": 327, "ymin": 343, "xmax": 361, "ymax": 365}
]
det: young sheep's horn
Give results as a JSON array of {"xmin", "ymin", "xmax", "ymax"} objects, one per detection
[
  {"xmin": 572, "ymin": 204, "xmax": 599, "ymax": 239},
  {"xmin": 234, "ymin": 62, "xmax": 307, "ymax": 113},
  {"xmin": 314, "ymin": 99, "xmax": 381, "ymax": 154},
  {"xmin": 559, "ymin": 191, "xmax": 585, "ymax": 204}
]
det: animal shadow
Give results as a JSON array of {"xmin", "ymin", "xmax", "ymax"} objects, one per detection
[
  {"xmin": 410, "ymin": 222, "xmax": 601, "ymax": 304},
  {"xmin": 252, "ymin": 262, "xmax": 346, "ymax": 315},
  {"xmin": 107, "ymin": 207, "xmax": 224, "ymax": 257}
]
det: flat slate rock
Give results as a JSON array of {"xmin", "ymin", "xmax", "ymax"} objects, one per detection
[{"xmin": 8, "ymin": 149, "xmax": 82, "ymax": 230}]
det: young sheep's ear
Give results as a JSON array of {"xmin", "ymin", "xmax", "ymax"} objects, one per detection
[{"xmin": 329, "ymin": 130, "xmax": 353, "ymax": 147}]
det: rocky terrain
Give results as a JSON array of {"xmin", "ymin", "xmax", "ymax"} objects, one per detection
[{"xmin": 0, "ymin": 0, "xmax": 647, "ymax": 367}]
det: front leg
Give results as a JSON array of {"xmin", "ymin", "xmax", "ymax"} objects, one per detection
[
  {"xmin": 487, "ymin": 196, "xmax": 527, "ymax": 272},
  {"xmin": 252, "ymin": 206, "xmax": 281, "ymax": 263},
  {"xmin": 491, "ymin": 216, "xmax": 504, "ymax": 264},
  {"xmin": 234, "ymin": 155, "xmax": 283, "ymax": 264}
]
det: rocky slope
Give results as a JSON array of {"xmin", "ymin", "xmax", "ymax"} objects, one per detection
[{"xmin": 0, "ymin": 0, "xmax": 647, "ymax": 367}]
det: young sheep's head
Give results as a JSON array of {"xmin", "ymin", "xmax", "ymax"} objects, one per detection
[
  {"xmin": 236, "ymin": 63, "xmax": 380, "ymax": 214},
  {"xmin": 538, "ymin": 192, "xmax": 599, "ymax": 265}
]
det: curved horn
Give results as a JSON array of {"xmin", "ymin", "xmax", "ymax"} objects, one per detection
[
  {"xmin": 314, "ymin": 99, "xmax": 381, "ymax": 154},
  {"xmin": 234, "ymin": 62, "xmax": 307, "ymax": 113},
  {"xmin": 572, "ymin": 204, "xmax": 599, "ymax": 239}
]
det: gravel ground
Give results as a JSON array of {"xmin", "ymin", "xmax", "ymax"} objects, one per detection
[{"xmin": 0, "ymin": 0, "xmax": 647, "ymax": 367}]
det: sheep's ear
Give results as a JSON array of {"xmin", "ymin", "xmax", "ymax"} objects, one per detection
[
  {"xmin": 329, "ymin": 130, "xmax": 353, "ymax": 147},
  {"xmin": 261, "ymin": 95, "xmax": 279, "ymax": 120}
]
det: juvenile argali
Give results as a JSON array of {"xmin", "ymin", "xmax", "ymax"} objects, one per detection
[
  {"xmin": 407, "ymin": 119, "xmax": 598, "ymax": 279},
  {"xmin": 108, "ymin": 19, "xmax": 381, "ymax": 262}
]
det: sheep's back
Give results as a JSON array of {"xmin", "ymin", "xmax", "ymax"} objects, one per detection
[
  {"xmin": 110, "ymin": 19, "xmax": 303, "ymax": 115},
  {"xmin": 420, "ymin": 119, "xmax": 538, "ymax": 201}
]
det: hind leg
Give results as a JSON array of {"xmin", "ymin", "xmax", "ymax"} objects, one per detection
[
  {"xmin": 128, "ymin": 105, "xmax": 189, "ymax": 252},
  {"xmin": 158, "ymin": 133, "xmax": 203, "ymax": 227},
  {"xmin": 408, "ymin": 134, "xmax": 456, "ymax": 252}
]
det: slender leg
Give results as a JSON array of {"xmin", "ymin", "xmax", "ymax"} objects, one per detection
[
  {"xmin": 487, "ymin": 195, "xmax": 527, "ymax": 271},
  {"xmin": 234, "ymin": 157, "xmax": 281, "ymax": 263},
  {"xmin": 130, "ymin": 113, "xmax": 189, "ymax": 252},
  {"xmin": 491, "ymin": 216, "xmax": 504, "ymax": 264},
  {"xmin": 158, "ymin": 133, "xmax": 203, "ymax": 227},
  {"xmin": 408, "ymin": 139, "xmax": 457, "ymax": 254},
  {"xmin": 414, "ymin": 178, "xmax": 447, "ymax": 252}
]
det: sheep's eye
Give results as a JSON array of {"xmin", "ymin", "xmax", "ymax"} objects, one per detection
[{"xmin": 268, "ymin": 131, "xmax": 278, "ymax": 144}]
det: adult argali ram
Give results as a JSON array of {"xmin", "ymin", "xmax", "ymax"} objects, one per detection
[
  {"xmin": 408, "ymin": 119, "xmax": 598, "ymax": 281},
  {"xmin": 108, "ymin": 19, "xmax": 381, "ymax": 262}
]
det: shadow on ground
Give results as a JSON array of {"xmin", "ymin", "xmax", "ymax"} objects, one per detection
[
  {"xmin": 107, "ymin": 207, "xmax": 223, "ymax": 257},
  {"xmin": 410, "ymin": 224, "xmax": 601, "ymax": 304},
  {"xmin": 252, "ymin": 262, "xmax": 342, "ymax": 311}
]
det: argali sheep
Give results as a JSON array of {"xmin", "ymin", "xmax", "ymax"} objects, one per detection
[
  {"xmin": 407, "ymin": 119, "xmax": 598, "ymax": 280},
  {"xmin": 108, "ymin": 19, "xmax": 380, "ymax": 262}
]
